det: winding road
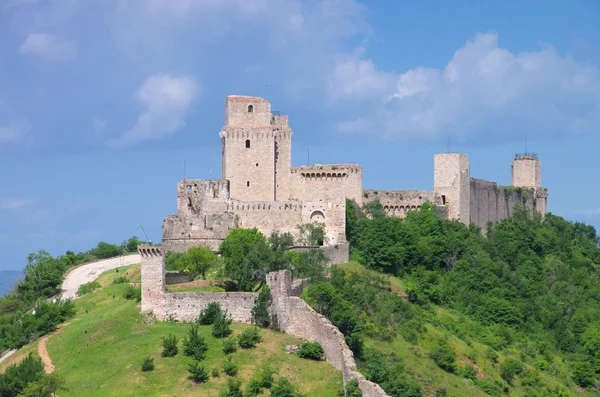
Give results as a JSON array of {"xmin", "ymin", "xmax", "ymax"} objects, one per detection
[{"xmin": 0, "ymin": 254, "xmax": 141, "ymax": 365}]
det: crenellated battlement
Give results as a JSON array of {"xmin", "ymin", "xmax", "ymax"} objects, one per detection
[
  {"xmin": 228, "ymin": 200, "xmax": 303, "ymax": 211},
  {"xmin": 292, "ymin": 164, "xmax": 363, "ymax": 175},
  {"xmin": 138, "ymin": 245, "xmax": 162, "ymax": 257}
]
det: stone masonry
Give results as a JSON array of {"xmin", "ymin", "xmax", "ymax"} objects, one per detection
[
  {"xmin": 161, "ymin": 95, "xmax": 549, "ymax": 256},
  {"xmin": 139, "ymin": 244, "xmax": 388, "ymax": 396}
]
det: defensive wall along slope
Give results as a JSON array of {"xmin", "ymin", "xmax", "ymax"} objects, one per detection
[{"xmin": 139, "ymin": 245, "xmax": 389, "ymax": 397}]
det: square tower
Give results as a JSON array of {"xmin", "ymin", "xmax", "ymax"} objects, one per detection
[
  {"xmin": 433, "ymin": 153, "xmax": 471, "ymax": 224},
  {"xmin": 511, "ymin": 154, "xmax": 541, "ymax": 188}
]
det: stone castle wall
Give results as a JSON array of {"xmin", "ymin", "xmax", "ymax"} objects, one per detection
[
  {"xmin": 291, "ymin": 164, "xmax": 363, "ymax": 205},
  {"xmin": 362, "ymin": 189, "xmax": 440, "ymax": 218},
  {"xmin": 288, "ymin": 242, "xmax": 350, "ymax": 266},
  {"xmin": 266, "ymin": 270, "xmax": 389, "ymax": 397},
  {"xmin": 139, "ymin": 246, "xmax": 257, "ymax": 322}
]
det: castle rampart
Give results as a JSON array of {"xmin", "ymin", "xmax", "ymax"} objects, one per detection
[
  {"xmin": 266, "ymin": 270, "xmax": 389, "ymax": 397},
  {"xmin": 363, "ymin": 189, "xmax": 440, "ymax": 218},
  {"xmin": 139, "ymin": 245, "xmax": 257, "ymax": 322}
]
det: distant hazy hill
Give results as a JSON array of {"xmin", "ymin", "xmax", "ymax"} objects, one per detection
[{"xmin": 0, "ymin": 270, "xmax": 22, "ymax": 296}]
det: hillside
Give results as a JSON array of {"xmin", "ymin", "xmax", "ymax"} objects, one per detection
[
  {"xmin": 0, "ymin": 264, "xmax": 343, "ymax": 397},
  {"xmin": 0, "ymin": 270, "xmax": 21, "ymax": 296}
]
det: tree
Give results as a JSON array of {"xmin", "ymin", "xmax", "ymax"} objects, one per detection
[
  {"xmin": 21, "ymin": 374, "xmax": 67, "ymax": 397},
  {"xmin": 298, "ymin": 223, "xmax": 327, "ymax": 246},
  {"xmin": 220, "ymin": 228, "xmax": 273, "ymax": 291},
  {"xmin": 180, "ymin": 246, "xmax": 218, "ymax": 280},
  {"xmin": 125, "ymin": 236, "xmax": 144, "ymax": 253}
]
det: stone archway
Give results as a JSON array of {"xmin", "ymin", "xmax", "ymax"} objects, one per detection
[{"xmin": 310, "ymin": 210, "xmax": 325, "ymax": 222}]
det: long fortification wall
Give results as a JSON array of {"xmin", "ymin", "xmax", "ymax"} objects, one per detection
[
  {"xmin": 139, "ymin": 246, "xmax": 257, "ymax": 322},
  {"xmin": 469, "ymin": 178, "xmax": 537, "ymax": 233},
  {"xmin": 266, "ymin": 270, "xmax": 389, "ymax": 397},
  {"xmin": 288, "ymin": 242, "xmax": 350, "ymax": 266},
  {"xmin": 231, "ymin": 200, "xmax": 303, "ymax": 238},
  {"xmin": 362, "ymin": 189, "xmax": 439, "ymax": 218}
]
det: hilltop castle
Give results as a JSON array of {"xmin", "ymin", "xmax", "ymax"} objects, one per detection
[{"xmin": 161, "ymin": 95, "xmax": 548, "ymax": 260}]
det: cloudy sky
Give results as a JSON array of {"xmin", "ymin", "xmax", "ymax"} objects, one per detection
[{"xmin": 1, "ymin": 0, "xmax": 599, "ymax": 270}]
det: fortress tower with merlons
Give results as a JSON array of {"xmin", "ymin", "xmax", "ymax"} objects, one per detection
[{"xmin": 161, "ymin": 95, "xmax": 548, "ymax": 259}]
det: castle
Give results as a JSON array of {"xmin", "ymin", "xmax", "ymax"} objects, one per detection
[{"xmin": 161, "ymin": 95, "xmax": 548, "ymax": 258}]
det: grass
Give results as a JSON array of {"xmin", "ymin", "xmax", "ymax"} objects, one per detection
[
  {"xmin": 335, "ymin": 262, "xmax": 582, "ymax": 397},
  {"xmin": 3, "ymin": 264, "xmax": 342, "ymax": 396}
]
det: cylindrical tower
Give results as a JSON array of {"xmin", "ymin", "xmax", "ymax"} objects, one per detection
[{"xmin": 511, "ymin": 153, "xmax": 541, "ymax": 188}]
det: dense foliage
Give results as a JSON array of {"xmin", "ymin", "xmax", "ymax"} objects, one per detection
[{"xmin": 340, "ymin": 198, "xmax": 600, "ymax": 393}]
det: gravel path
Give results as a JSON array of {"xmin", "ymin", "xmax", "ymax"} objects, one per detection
[{"xmin": 0, "ymin": 254, "xmax": 141, "ymax": 365}]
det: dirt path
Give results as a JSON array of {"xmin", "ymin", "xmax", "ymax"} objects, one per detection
[{"xmin": 38, "ymin": 335, "xmax": 54, "ymax": 373}]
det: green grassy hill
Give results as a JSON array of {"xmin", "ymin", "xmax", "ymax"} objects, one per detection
[{"xmin": 0, "ymin": 264, "xmax": 343, "ymax": 397}]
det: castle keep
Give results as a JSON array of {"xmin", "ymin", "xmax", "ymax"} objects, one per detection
[{"xmin": 161, "ymin": 95, "xmax": 549, "ymax": 256}]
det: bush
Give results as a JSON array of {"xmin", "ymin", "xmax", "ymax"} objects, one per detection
[
  {"xmin": 270, "ymin": 377, "xmax": 302, "ymax": 397},
  {"xmin": 112, "ymin": 276, "xmax": 129, "ymax": 285},
  {"xmin": 0, "ymin": 353, "xmax": 45, "ymax": 397},
  {"xmin": 461, "ymin": 364, "xmax": 477, "ymax": 380},
  {"xmin": 220, "ymin": 378, "xmax": 244, "ymax": 397},
  {"xmin": 345, "ymin": 379, "xmax": 362, "ymax": 397},
  {"xmin": 211, "ymin": 368, "xmax": 220, "ymax": 378},
  {"xmin": 183, "ymin": 324, "xmax": 209, "ymax": 361},
  {"xmin": 21, "ymin": 373, "xmax": 67, "ymax": 397},
  {"xmin": 222, "ymin": 338, "xmax": 238, "ymax": 355},
  {"xmin": 246, "ymin": 379, "xmax": 262, "ymax": 396},
  {"xmin": 212, "ymin": 311, "xmax": 233, "ymax": 338},
  {"xmin": 251, "ymin": 286, "xmax": 271, "ymax": 328},
  {"xmin": 238, "ymin": 327, "xmax": 262, "ymax": 349},
  {"xmin": 161, "ymin": 334, "xmax": 178, "ymax": 357},
  {"xmin": 141, "ymin": 356, "xmax": 154, "ymax": 372},
  {"xmin": 123, "ymin": 285, "xmax": 141, "ymax": 302},
  {"xmin": 223, "ymin": 357, "xmax": 239, "ymax": 376},
  {"xmin": 499, "ymin": 358, "xmax": 523, "ymax": 384},
  {"xmin": 198, "ymin": 302, "xmax": 223, "ymax": 325},
  {"xmin": 297, "ymin": 342, "xmax": 325, "ymax": 360},
  {"xmin": 573, "ymin": 361, "xmax": 595, "ymax": 387},
  {"xmin": 188, "ymin": 361, "xmax": 209, "ymax": 384},
  {"xmin": 77, "ymin": 280, "xmax": 100, "ymax": 296},
  {"xmin": 246, "ymin": 365, "xmax": 276, "ymax": 396},
  {"xmin": 486, "ymin": 347, "xmax": 499, "ymax": 364},
  {"xmin": 429, "ymin": 342, "xmax": 456, "ymax": 373}
]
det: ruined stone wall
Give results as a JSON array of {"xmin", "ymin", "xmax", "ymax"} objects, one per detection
[
  {"xmin": 469, "ymin": 178, "xmax": 538, "ymax": 233},
  {"xmin": 266, "ymin": 270, "xmax": 389, "ymax": 397},
  {"xmin": 291, "ymin": 164, "xmax": 363, "ymax": 206},
  {"xmin": 362, "ymin": 189, "xmax": 439, "ymax": 218},
  {"xmin": 434, "ymin": 153, "xmax": 471, "ymax": 224},
  {"xmin": 288, "ymin": 242, "xmax": 350, "ymax": 266},
  {"xmin": 139, "ymin": 245, "xmax": 257, "ymax": 322},
  {"xmin": 177, "ymin": 179, "xmax": 230, "ymax": 216},
  {"xmin": 231, "ymin": 200, "xmax": 303, "ymax": 239}
]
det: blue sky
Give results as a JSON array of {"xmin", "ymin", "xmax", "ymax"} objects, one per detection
[{"xmin": 1, "ymin": 0, "xmax": 599, "ymax": 271}]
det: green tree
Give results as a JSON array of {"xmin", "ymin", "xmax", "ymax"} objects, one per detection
[
  {"xmin": 180, "ymin": 246, "xmax": 218, "ymax": 280},
  {"xmin": 220, "ymin": 228, "xmax": 273, "ymax": 291},
  {"xmin": 21, "ymin": 374, "xmax": 67, "ymax": 397}
]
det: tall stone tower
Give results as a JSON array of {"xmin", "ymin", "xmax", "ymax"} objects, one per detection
[
  {"xmin": 219, "ymin": 95, "xmax": 293, "ymax": 201},
  {"xmin": 433, "ymin": 153, "xmax": 471, "ymax": 224},
  {"xmin": 511, "ymin": 153, "xmax": 541, "ymax": 188}
]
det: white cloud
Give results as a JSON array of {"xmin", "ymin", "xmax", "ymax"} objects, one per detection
[
  {"xmin": 19, "ymin": 32, "xmax": 76, "ymax": 60},
  {"xmin": 107, "ymin": 74, "xmax": 198, "ymax": 148},
  {"xmin": 574, "ymin": 208, "xmax": 600, "ymax": 217},
  {"xmin": 0, "ymin": 198, "xmax": 35, "ymax": 211},
  {"xmin": 0, "ymin": 124, "xmax": 31, "ymax": 147},
  {"xmin": 331, "ymin": 32, "xmax": 600, "ymax": 142}
]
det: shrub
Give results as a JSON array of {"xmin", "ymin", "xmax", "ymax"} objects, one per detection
[
  {"xmin": 429, "ymin": 342, "xmax": 456, "ymax": 373},
  {"xmin": 77, "ymin": 280, "xmax": 101, "ymax": 296},
  {"xmin": 238, "ymin": 327, "xmax": 262, "ymax": 349},
  {"xmin": 257, "ymin": 365, "xmax": 275, "ymax": 388},
  {"xmin": 246, "ymin": 379, "xmax": 262, "ymax": 396},
  {"xmin": 161, "ymin": 334, "xmax": 178, "ymax": 357},
  {"xmin": 345, "ymin": 379, "xmax": 362, "ymax": 397},
  {"xmin": 123, "ymin": 285, "xmax": 141, "ymax": 302},
  {"xmin": 297, "ymin": 342, "xmax": 325, "ymax": 360},
  {"xmin": 220, "ymin": 378, "xmax": 244, "ymax": 397},
  {"xmin": 212, "ymin": 311, "xmax": 233, "ymax": 338},
  {"xmin": 251, "ymin": 286, "xmax": 271, "ymax": 328},
  {"xmin": 573, "ymin": 361, "xmax": 594, "ymax": 387},
  {"xmin": 112, "ymin": 276, "xmax": 129, "ymax": 285},
  {"xmin": 270, "ymin": 377, "xmax": 302, "ymax": 397},
  {"xmin": 0, "ymin": 353, "xmax": 45, "ymax": 397},
  {"xmin": 188, "ymin": 361, "xmax": 209, "ymax": 384},
  {"xmin": 198, "ymin": 302, "xmax": 223, "ymax": 325},
  {"xmin": 461, "ymin": 364, "xmax": 477, "ymax": 380},
  {"xmin": 499, "ymin": 358, "xmax": 523, "ymax": 384},
  {"xmin": 222, "ymin": 338, "xmax": 237, "ymax": 354},
  {"xmin": 141, "ymin": 356, "xmax": 154, "ymax": 372},
  {"xmin": 183, "ymin": 324, "xmax": 209, "ymax": 361},
  {"xmin": 21, "ymin": 373, "xmax": 67, "ymax": 397},
  {"xmin": 223, "ymin": 357, "xmax": 239, "ymax": 376},
  {"xmin": 211, "ymin": 368, "xmax": 220, "ymax": 378},
  {"xmin": 486, "ymin": 347, "xmax": 499, "ymax": 364}
]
